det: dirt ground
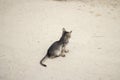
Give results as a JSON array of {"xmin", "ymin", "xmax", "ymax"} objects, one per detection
[{"xmin": 0, "ymin": 0, "xmax": 120, "ymax": 80}]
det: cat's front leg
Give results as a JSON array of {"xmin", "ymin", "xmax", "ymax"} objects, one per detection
[
  {"xmin": 60, "ymin": 48, "xmax": 66, "ymax": 57},
  {"xmin": 64, "ymin": 49, "xmax": 69, "ymax": 53}
]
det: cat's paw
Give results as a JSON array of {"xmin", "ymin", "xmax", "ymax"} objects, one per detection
[
  {"xmin": 61, "ymin": 54, "xmax": 66, "ymax": 57},
  {"xmin": 64, "ymin": 50, "xmax": 69, "ymax": 53}
]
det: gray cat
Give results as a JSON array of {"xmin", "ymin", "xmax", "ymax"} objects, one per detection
[{"xmin": 40, "ymin": 28, "xmax": 72, "ymax": 67}]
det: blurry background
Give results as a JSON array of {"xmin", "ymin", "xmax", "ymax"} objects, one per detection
[{"xmin": 0, "ymin": 0, "xmax": 120, "ymax": 80}]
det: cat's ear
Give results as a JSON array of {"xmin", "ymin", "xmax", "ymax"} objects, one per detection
[
  {"xmin": 62, "ymin": 28, "xmax": 66, "ymax": 32},
  {"xmin": 70, "ymin": 31, "xmax": 72, "ymax": 33}
]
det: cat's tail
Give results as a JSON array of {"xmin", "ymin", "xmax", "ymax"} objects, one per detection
[{"xmin": 40, "ymin": 55, "xmax": 47, "ymax": 67}]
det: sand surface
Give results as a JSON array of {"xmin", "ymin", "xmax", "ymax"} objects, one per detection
[{"xmin": 0, "ymin": 0, "xmax": 120, "ymax": 80}]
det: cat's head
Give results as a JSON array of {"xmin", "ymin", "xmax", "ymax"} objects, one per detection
[{"xmin": 62, "ymin": 28, "xmax": 72, "ymax": 38}]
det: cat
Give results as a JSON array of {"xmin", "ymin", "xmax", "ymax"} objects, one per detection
[{"xmin": 40, "ymin": 28, "xmax": 72, "ymax": 67}]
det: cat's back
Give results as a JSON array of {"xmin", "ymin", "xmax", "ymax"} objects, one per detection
[{"xmin": 48, "ymin": 41, "xmax": 62, "ymax": 51}]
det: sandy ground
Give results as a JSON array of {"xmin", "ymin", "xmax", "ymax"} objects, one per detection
[{"xmin": 0, "ymin": 0, "xmax": 120, "ymax": 80}]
